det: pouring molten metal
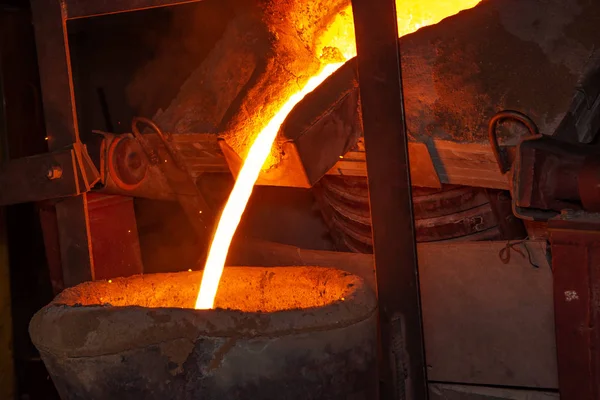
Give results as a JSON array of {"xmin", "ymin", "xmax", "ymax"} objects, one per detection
[
  {"xmin": 195, "ymin": 63, "xmax": 344, "ymax": 309},
  {"xmin": 195, "ymin": 0, "xmax": 481, "ymax": 309}
]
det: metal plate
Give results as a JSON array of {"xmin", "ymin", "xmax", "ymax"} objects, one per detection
[{"xmin": 0, "ymin": 149, "xmax": 80, "ymax": 206}]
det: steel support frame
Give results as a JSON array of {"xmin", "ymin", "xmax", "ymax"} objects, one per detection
[
  {"xmin": 0, "ymin": 31, "xmax": 15, "ymax": 400},
  {"xmin": 30, "ymin": 0, "xmax": 146, "ymax": 286},
  {"xmin": 29, "ymin": 1, "xmax": 428, "ymax": 396},
  {"xmin": 549, "ymin": 214, "xmax": 600, "ymax": 400},
  {"xmin": 350, "ymin": 0, "xmax": 428, "ymax": 399},
  {"xmin": 62, "ymin": 0, "xmax": 203, "ymax": 20}
]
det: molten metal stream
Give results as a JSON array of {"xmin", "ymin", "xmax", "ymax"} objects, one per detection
[{"xmin": 195, "ymin": 63, "xmax": 344, "ymax": 309}]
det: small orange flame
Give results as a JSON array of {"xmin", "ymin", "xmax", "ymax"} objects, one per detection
[{"xmin": 195, "ymin": 63, "xmax": 344, "ymax": 309}]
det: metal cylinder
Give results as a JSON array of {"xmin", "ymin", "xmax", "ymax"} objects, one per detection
[{"xmin": 29, "ymin": 267, "xmax": 378, "ymax": 400}]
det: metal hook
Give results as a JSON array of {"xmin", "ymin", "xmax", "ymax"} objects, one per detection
[
  {"xmin": 131, "ymin": 117, "xmax": 161, "ymax": 165},
  {"xmin": 131, "ymin": 116, "xmax": 188, "ymax": 171},
  {"xmin": 488, "ymin": 110, "xmax": 540, "ymax": 174}
]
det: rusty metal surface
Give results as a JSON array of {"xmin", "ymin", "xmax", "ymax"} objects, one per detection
[
  {"xmin": 30, "ymin": 0, "xmax": 96, "ymax": 286},
  {"xmin": 30, "ymin": 0, "xmax": 144, "ymax": 287},
  {"xmin": 428, "ymin": 140, "xmax": 511, "ymax": 190},
  {"xmin": 53, "ymin": 195, "xmax": 95, "ymax": 285},
  {"xmin": 407, "ymin": 142, "xmax": 442, "ymax": 189},
  {"xmin": 351, "ymin": 0, "xmax": 427, "ymax": 397},
  {"xmin": 100, "ymin": 133, "xmax": 179, "ymax": 200},
  {"xmin": 102, "ymin": 130, "xmax": 502, "ymax": 193},
  {"xmin": 38, "ymin": 201, "xmax": 64, "ymax": 294},
  {"xmin": 107, "ymin": 135, "xmax": 148, "ymax": 189},
  {"xmin": 0, "ymin": 143, "xmax": 100, "ymax": 206},
  {"xmin": 0, "ymin": 208, "xmax": 14, "ymax": 400},
  {"xmin": 329, "ymin": 138, "xmax": 508, "ymax": 190},
  {"xmin": 488, "ymin": 110, "xmax": 540, "ymax": 174},
  {"xmin": 485, "ymin": 189, "xmax": 527, "ymax": 240},
  {"xmin": 87, "ymin": 194, "xmax": 143, "ymax": 280},
  {"xmin": 30, "ymin": 0, "xmax": 78, "ymax": 150},
  {"xmin": 100, "ymin": 131, "xmax": 227, "ymax": 200},
  {"xmin": 277, "ymin": 60, "xmax": 364, "ymax": 187},
  {"xmin": 512, "ymin": 135, "xmax": 600, "ymax": 221},
  {"xmin": 548, "ymin": 212, "xmax": 600, "ymax": 400},
  {"xmin": 130, "ymin": 118, "xmax": 213, "ymax": 245},
  {"xmin": 315, "ymin": 176, "xmax": 522, "ymax": 253},
  {"xmin": 0, "ymin": 49, "xmax": 14, "ymax": 399},
  {"xmin": 578, "ymin": 157, "xmax": 600, "ymax": 212},
  {"xmin": 428, "ymin": 384, "xmax": 558, "ymax": 400},
  {"xmin": 0, "ymin": 149, "xmax": 77, "ymax": 205},
  {"xmin": 63, "ymin": 0, "xmax": 204, "ymax": 19}
]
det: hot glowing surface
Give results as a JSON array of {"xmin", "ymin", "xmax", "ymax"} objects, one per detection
[
  {"xmin": 196, "ymin": 0, "xmax": 481, "ymax": 309},
  {"xmin": 317, "ymin": 0, "xmax": 482, "ymax": 60},
  {"xmin": 195, "ymin": 63, "xmax": 344, "ymax": 309}
]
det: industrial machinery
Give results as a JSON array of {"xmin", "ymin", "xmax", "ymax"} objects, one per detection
[{"xmin": 2, "ymin": 0, "xmax": 600, "ymax": 398}]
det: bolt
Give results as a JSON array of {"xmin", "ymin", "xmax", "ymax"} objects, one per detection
[
  {"xmin": 126, "ymin": 152, "xmax": 143, "ymax": 170},
  {"xmin": 46, "ymin": 166, "xmax": 63, "ymax": 180}
]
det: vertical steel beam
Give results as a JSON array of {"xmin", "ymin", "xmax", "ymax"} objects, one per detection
[
  {"xmin": 0, "ymin": 37, "xmax": 15, "ymax": 400},
  {"xmin": 350, "ymin": 0, "xmax": 428, "ymax": 399},
  {"xmin": 0, "ymin": 208, "xmax": 14, "ymax": 400},
  {"xmin": 30, "ymin": 0, "xmax": 95, "ymax": 286},
  {"xmin": 549, "ymin": 214, "xmax": 600, "ymax": 400}
]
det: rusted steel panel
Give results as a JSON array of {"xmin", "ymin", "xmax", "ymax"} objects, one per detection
[
  {"xmin": 314, "ymin": 176, "xmax": 523, "ymax": 254},
  {"xmin": 428, "ymin": 383, "xmax": 558, "ymax": 400},
  {"xmin": 64, "ymin": 0, "xmax": 204, "ymax": 20},
  {"xmin": 549, "ymin": 213, "xmax": 600, "ymax": 400},
  {"xmin": 0, "ymin": 69, "xmax": 14, "ymax": 400},
  {"xmin": 327, "ymin": 139, "xmax": 508, "ymax": 190},
  {"xmin": 31, "ymin": 0, "xmax": 95, "ymax": 285},
  {"xmin": 428, "ymin": 141, "xmax": 510, "ymax": 190},
  {"xmin": 0, "ymin": 149, "xmax": 79, "ymax": 206},
  {"xmin": 0, "ymin": 208, "xmax": 14, "ymax": 400},
  {"xmin": 111, "ymin": 131, "xmax": 501, "ymax": 192},
  {"xmin": 31, "ymin": 0, "xmax": 144, "ymax": 286},
  {"xmin": 38, "ymin": 202, "xmax": 64, "ymax": 294},
  {"xmin": 87, "ymin": 194, "xmax": 143, "ymax": 280}
]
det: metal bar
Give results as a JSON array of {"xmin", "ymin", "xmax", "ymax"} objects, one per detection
[
  {"xmin": 54, "ymin": 194, "xmax": 94, "ymax": 285},
  {"xmin": 63, "ymin": 0, "xmax": 204, "ymax": 20},
  {"xmin": 0, "ymin": 149, "xmax": 81, "ymax": 206},
  {"xmin": 350, "ymin": 0, "xmax": 428, "ymax": 399},
  {"xmin": 549, "ymin": 214, "xmax": 600, "ymax": 400},
  {"xmin": 144, "ymin": 131, "xmax": 508, "ymax": 190},
  {"xmin": 31, "ymin": 0, "xmax": 79, "ymax": 150},
  {"xmin": 0, "ymin": 39, "xmax": 15, "ymax": 400},
  {"xmin": 30, "ymin": 0, "xmax": 96, "ymax": 285},
  {"xmin": 0, "ymin": 207, "xmax": 14, "ymax": 399}
]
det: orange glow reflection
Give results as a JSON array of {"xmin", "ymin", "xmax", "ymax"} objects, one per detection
[{"xmin": 317, "ymin": 0, "xmax": 482, "ymax": 60}]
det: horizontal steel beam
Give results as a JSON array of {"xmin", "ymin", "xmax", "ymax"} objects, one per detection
[
  {"xmin": 144, "ymin": 133, "xmax": 508, "ymax": 189},
  {"xmin": 0, "ymin": 149, "xmax": 79, "ymax": 205},
  {"xmin": 63, "ymin": 0, "xmax": 204, "ymax": 20},
  {"xmin": 0, "ymin": 144, "xmax": 99, "ymax": 206}
]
